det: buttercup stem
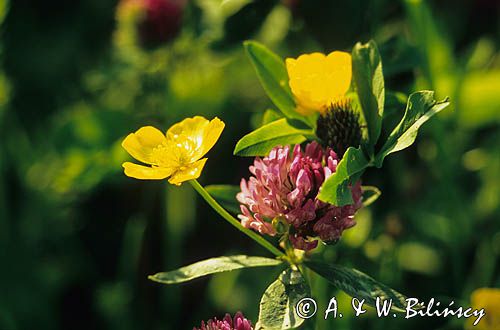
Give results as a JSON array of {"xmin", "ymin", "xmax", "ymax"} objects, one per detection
[{"xmin": 189, "ymin": 180, "xmax": 284, "ymax": 257}]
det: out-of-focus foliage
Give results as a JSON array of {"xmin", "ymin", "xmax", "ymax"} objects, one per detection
[{"xmin": 0, "ymin": 0, "xmax": 498, "ymax": 329}]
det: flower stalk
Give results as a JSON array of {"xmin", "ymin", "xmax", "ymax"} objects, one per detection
[{"xmin": 189, "ymin": 179, "xmax": 284, "ymax": 257}]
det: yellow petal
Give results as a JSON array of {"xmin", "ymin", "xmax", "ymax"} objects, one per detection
[
  {"xmin": 324, "ymin": 51, "xmax": 352, "ymax": 98},
  {"xmin": 123, "ymin": 162, "xmax": 173, "ymax": 180},
  {"xmin": 168, "ymin": 158, "xmax": 208, "ymax": 185},
  {"xmin": 287, "ymin": 53, "xmax": 328, "ymax": 110},
  {"xmin": 286, "ymin": 51, "xmax": 352, "ymax": 114},
  {"xmin": 122, "ymin": 126, "xmax": 167, "ymax": 165},
  {"xmin": 167, "ymin": 116, "xmax": 209, "ymax": 142},
  {"xmin": 166, "ymin": 116, "xmax": 224, "ymax": 162},
  {"xmin": 199, "ymin": 117, "xmax": 225, "ymax": 158},
  {"xmin": 167, "ymin": 116, "xmax": 209, "ymax": 160}
]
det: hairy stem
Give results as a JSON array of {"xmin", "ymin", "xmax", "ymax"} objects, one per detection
[{"xmin": 190, "ymin": 179, "xmax": 284, "ymax": 257}]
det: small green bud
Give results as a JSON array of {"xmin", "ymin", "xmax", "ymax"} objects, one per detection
[{"xmin": 272, "ymin": 216, "xmax": 289, "ymax": 235}]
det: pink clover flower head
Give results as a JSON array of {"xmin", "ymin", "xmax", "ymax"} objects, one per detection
[
  {"xmin": 194, "ymin": 312, "xmax": 253, "ymax": 330},
  {"xmin": 237, "ymin": 141, "xmax": 363, "ymax": 250}
]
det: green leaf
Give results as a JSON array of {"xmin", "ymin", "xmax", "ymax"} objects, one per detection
[
  {"xmin": 244, "ymin": 41, "xmax": 308, "ymax": 125},
  {"xmin": 375, "ymin": 91, "xmax": 450, "ymax": 167},
  {"xmin": 361, "ymin": 185, "xmax": 381, "ymax": 207},
  {"xmin": 221, "ymin": 0, "xmax": 254, "ymax": 17},
  {"xmin": 352, "ymin": 40, "xmax": 385, "ymax": 150},
  {"xmin": 256, "ymin": 268, "xmax": 310, "ymax": 330},
  {"xmin": 305, "ymin": 260, "xmax": 408, "ymax": 312},
  {"xmin": 262, "ymin": 109, "xmax": 283, "ymax": 125},
  {"xmin": 234, "ymin": 118, "xmax": 312, "ymax": 156},
  {"xmin": 404, "ymin": 0, "xmax": 455, "ymax": 89},
  {"xmin": 204, "ymin": 184, "xmax": 241, "ymax": 214},
  {"xmin": 317, "ymin": 147, "xmax": 369, "ymax": 206},
  {"xmin": 149, "ymin": 255, "xmax": 282, "ymax": 284}
]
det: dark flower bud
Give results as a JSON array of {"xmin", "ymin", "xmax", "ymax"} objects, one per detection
[
  {"xmin": 315, "ymin": 98, "xmax": 362, "ymax": 158},
  {"xmin": 137, "ymin": 0, "xmax": 184, "ymax": 47}
]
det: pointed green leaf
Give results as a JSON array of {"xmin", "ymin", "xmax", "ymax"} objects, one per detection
[
  {"xmin": 234, "ymin": 118, "xmax": 312, "ymax": 156},
  {"xmin": 244, "ymin": 41, "xmax": 309, "ymax": 125},
  {"xmin": 305, "ymin": 260, "xmax": 408, "ymax": 312},
  {"xmin": 352, "ymin": 40, "xmax": 385, "ymax": 149},
  {"xmin": 149, "ymin": 255, "xmax": 282, "ymax": 284},
  {"xmin": 204, "ymin": 184, "xmax": 241, "ymax": 214},
  {"xmin": 257, "ymin": 269, "xmax": 310, "ymax": 329},
  {"xmin": 375, "ymin": 91, "xmax": 450, "ymax": 167},
  {"xmin": 317, "ymin": 147, "xmax": 369, "ymax": 206}
]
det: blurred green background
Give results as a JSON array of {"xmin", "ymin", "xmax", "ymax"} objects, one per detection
[{"xmin": 0, "ymin": 0, "xmax": 498, "ymax": 329}]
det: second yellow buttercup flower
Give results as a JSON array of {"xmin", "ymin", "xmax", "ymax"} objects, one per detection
[
  {"xmin": 286, "ymin": 51, "xmax": 352, "ymax": 115},
  {"xmin": 122, "ymin": 116, "xmax": 225, "ymax": 185}
]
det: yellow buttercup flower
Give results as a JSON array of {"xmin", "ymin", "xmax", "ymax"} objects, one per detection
[
  {"xmin": 122, "ymin": 116, "xmax": 225, "ymax": 185},
  {"xmin": 286, "ymin": 51, "xmax": 352, "ymax": 115},
  {"xmin": 466, "ymin": 288, "xmax": 500, "ymax": 330}
]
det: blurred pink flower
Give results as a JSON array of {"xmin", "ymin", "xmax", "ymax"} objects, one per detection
[
  {"xmin": 237, "ymin": 141, "xmax": 362, "ymax": 250},
  {"xmin": 117, "ymin": 0, "xmax": 184, "ymax": 47},
  {"xmin": 138, "ymin": 0, "xmax": 184, "ymax": 46},
  {"xmin": 194, "ymin": 312, "xmax": 253, "ymax": 330}
]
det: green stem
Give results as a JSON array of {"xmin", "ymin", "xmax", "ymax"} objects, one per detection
[{"xmin": 190, "ymin": 180, "xmax": 284, "ymax": 257}]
